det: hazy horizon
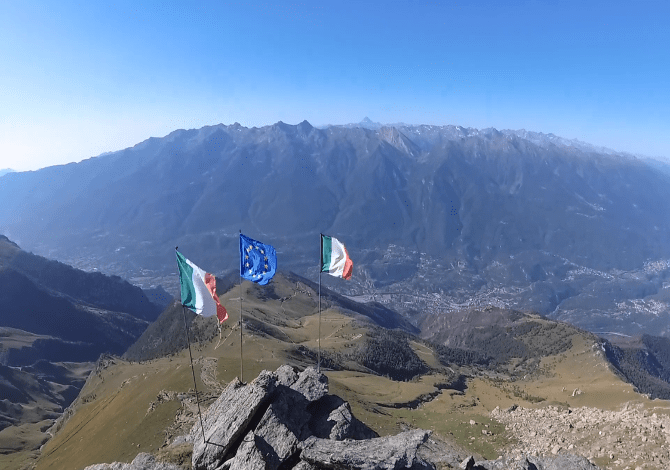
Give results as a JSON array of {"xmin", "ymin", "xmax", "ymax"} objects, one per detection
[{"xmin": 2, "ymin": 1, "xmax": 669, "ymax": 172}]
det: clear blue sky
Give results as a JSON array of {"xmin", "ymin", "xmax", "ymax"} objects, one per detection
[{"xmin": 1, "ymin": 0, "xmax": 669, "ymax": 171}]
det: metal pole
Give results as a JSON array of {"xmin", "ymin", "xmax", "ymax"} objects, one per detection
[
  {"xmin": 181, "ymin": 305, "xmax": 207, "ymax": 444},
  {"xmin": 240, "ymin": 276, "xmax": 243, "ymax": 383},
  {"xmin": 318, "ymin": 234, "xmax": 323, "ymax": 373},
  {"xmin": 318, "ymin": 271, "xmax": 322, "ymax": 373},
  {"xmin": 239, "ymin": 229, "xmax": 244, "ymax": 383}
]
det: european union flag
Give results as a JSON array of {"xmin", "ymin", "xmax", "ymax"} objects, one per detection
[{"xmin": 240, "ymin": 233, "xmax": 277, "ymax": 285}]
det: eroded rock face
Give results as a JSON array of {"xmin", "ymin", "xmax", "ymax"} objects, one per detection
[
  {"xmin": 226, "ymin": 387, "xmax": 311, "ymax": 470},
  {"xmin": 299, "ymin": 429, "xmax": 433, "ymax": 470},
  {"xmin": 307, "ymin": 394, "xmax": 379, "ymax": 441},
  {"xmin": 189, "ymin": 366, "xmax": 420, "ymax": 470},
  {"xmin": 190, "ymin": 369, "xmax": 277, "ymax": 470}
]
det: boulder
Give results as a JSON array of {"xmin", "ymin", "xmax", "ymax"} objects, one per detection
[
  {"xmin": 193, "ymin": 366, "xmax": 337, "ymax": 470},
  {"xmin": 307, "ymin": 394, "xmax": 378, "ymax": 441},
  {"xmin": 290, "ymin": 366, "xmax": 329, "ymax": 402},
  {"xmin": 299, "ymin": 429, "xmax": 433, "ymax": 470},
  {"xmin": 327, "ymin": 400, "xmax": 378, "ymax": 441},
  {"xmin": 227, "ymin": 385, "xmax": 312, "ymax": 470},
  {"xmin": 275, "ymin": 364, "xmax": 299, "ymax": 387},
  {"xmin": 191, "ymin": 370, "xmax": 277, "ymax": 470},
  {"xmin": 471, "ymin": 453, "xmax": 600, "ymax": 470}
]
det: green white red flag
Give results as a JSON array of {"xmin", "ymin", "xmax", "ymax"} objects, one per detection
[
  {"xmin": 176, "ymin": 250, "xmax": 228, "ymax": 323},
  {"xmin": 320, "ymin": 234, "xmax": 353, "ymax": 280}
]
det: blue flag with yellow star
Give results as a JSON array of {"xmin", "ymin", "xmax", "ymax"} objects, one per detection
[{"xmin": 240, "ymin": 233, "xmax": 277, "ymax": 285}]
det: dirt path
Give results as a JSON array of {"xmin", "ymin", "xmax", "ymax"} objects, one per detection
[{"xmin": 196, "ymin": 357, "xmax": 223, "ymax": 394}]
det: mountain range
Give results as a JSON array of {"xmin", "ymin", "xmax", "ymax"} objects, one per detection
[{"xmin": 1, "ymin": 120, "xmax": 670, "ymax": 338}]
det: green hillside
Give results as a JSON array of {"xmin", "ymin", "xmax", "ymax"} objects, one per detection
[{"xmin": 28, "ymin": 273, "xmax": 670, "ymax": 470}]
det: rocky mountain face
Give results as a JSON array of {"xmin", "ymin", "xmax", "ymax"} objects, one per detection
[{"xmin": 1, "ymin": 122, "xmax": 670, "ymax": 338}]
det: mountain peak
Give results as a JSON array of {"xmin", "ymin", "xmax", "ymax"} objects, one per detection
[
  {"xmin": 0, "ymin": 235, "xmax": 21, "ymax": 264},
  {"xmin": 0, "ymin": 234, "xmax": 19, "ymax": 248},
  {"xmin": 272, "ymin": 120, "xmax": 294, "ymax": 133},
  {"xmin": 358, "ymin": 117, "xmax": 383, "ymax": 130},
  {"xmin": 269, "ymin": 120, "xmax": 316, "ymax": 137},
  {"xmin": 297, "ymin": 120, "xmax": 314, "ymax": 133}
]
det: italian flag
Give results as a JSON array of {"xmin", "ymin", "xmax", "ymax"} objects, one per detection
[
  {"xmin": 321, "ymin": 234, "xmax": 353, "ymax": 280},
  {"xmin": 176, "ymin": 250, "xmax": 228, "ymax": 323}
]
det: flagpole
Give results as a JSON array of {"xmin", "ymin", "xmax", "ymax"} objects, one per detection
[
  {"xmin": 318, "ymin": 272, "xmax": 322, "ymax": 373},
  {"xmin": 239, "ymin": 230, "xmax": 244, "ymax": 384},
  {"xmin": 176, "ymin": 247, "xmax": 206, "ymax": 445},
  {"xmin": 181, "ymin": 305, "xmax": 207, "ymax": 444},
  {"xmin": 237, "ymin": 231, "xmax": 277, "ymax": 382},
  {"xmin": 318, "ymin": 234, "xmax": 323, "ymax": 373}
]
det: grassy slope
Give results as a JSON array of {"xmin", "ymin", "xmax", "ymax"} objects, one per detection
[
  {"xmin": 0, "ymin": 328, "xmax": 51, "ymax": 351},
  {"xmin": 36, "ymin": 359, "xmax": 187, "ymax": 469},
  {"xmin": 33, "ymin": 276, "xmax": 670, "ymax": 470},
  {"xmin": 0, "ymin": 361, "xmax": 93, "ymax": 470}
]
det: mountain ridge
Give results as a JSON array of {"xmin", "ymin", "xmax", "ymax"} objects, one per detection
[{"xmin": 2, "ymin": 121, "xmax": 670, "ymax": 338}]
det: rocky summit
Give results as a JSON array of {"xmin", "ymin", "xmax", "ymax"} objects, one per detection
[{"xmin": 84, "ymin": 366, "xmax": 600, "ymax": 470}]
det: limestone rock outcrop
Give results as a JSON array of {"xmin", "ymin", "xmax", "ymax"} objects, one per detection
[
  {"xmin": 188, "ymin": 365, "xmax": 433, "ymax": 470},
  {"xmin": 189, "ymin": 369, "xmax": 278, "ymax": 469},
  {"xmin": 299, "ymin": 429, "xmax": 432, "ymax": 469}
]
